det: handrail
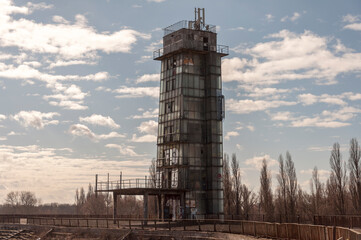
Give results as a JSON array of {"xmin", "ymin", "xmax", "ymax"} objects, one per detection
[
  {"xmin": 153, "ymin": 44, "xmax": 228, "ymax": 59},
  {"xmin": 96, "ymin": 177, "xmax": 181, "ymax": 191},
  {"xmin": 0, "ymin": 215, "xmax": 359, "ymax": 239}
]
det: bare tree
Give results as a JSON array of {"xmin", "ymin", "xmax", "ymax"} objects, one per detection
[
  {"xmin": 259, "ymin": 159, "xmax": 274, "ymax": 221},
  {"xmin": 4, "ymin": 191, "xmax": 38, "ymax": 214},
  {"xmin": 223, "ymin": 153, "xmax": 232, "ymax": 215},
  {"xmin": 231, "ymin": 153, "xmax": 242, "ymax": 216},
  {"xmin": 149, "ymin": 158, "xmax": 158, "ymax": 217},
  {"xmin": 329, "ymin": 142, "xmax": 347, "ymax": 214},
  {"xmin": 241, "ymin": 184, "xmax": 256, "ymax": 219},
  {"xmin": 349, "ymin": 138, "xmax": 361, "ymax": 213},
  {"xmin": 277, "ymin": 154, "xmax": 288, "ymax": 221},
  {"xmin": 20, "ymin": 191, "xmax": 38, "ymax": 207},
  {"xmin": 285, "ymin": 151, "xmax": 297, "ymax": 222},
  {"xmin": 79, "ymin": 187, "xmax": 86, "ymax": 206},
  {"xmin": 310, "ymin": 166, "xmax": 323, "ymax": 215},
  {"xmin": 5, "ymin": 192, "xmax": 20, "ymax": 207},
  {"xmin": 149, "ymin": 158, "xmax": 157, "ymax": 187}
]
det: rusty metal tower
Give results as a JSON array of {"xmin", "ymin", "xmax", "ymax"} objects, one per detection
[{"xmin": 153, "ymin": 8, "xmax": 228, "ymax": 218}]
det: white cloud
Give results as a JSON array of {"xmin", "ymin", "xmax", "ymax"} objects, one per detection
[
  {"xmin": 105, "ymin": 143, "xmax": 141, "ymax": 157},
  {"xmin": 236, "ymin": 144, "xmax": 243, "ymax": 151},
  {"xmin": 342, "ymin": 15, "xmax": 361, "ymax": 31},
  {"xmin": 298, "ymin": 93, "xmax": 318, "ymax": 106},
  {"xmin": 292, "ymin": 107, "xmax": 360, "ymax": 128},
  {"xmin": 235, "ymin": 122, "xmax": 255, "ymax": 131},
  {"xmin": 0, "ymin": 144, "xmax": 150, "ymax": 203},
  {"xmin": 307, "ymin": 146, "xmax": 332, "ymax": 152},
  {"xmin": 137, "ymin": 120, "xmax": 158, "ymax": 135},
  {"xmin": 131, "ymin": 134, "xmax": 157, "ymax": 143},
  {"xmin": 333, "ymin": 39, "xmax": 353, "ymax": 53},
  {"xmin": 0, "ymin": 63, "xmax": 109, "ymax": 83},
  {"xmin": 68, "ymin": 124, "xmax": 96, "ymax": 139},
  {"xmin": 26, "ymin": 2, "xmax": 53, "ymax": 11},
  {"xmin": 222, "ymin": 30, "xmax": 361, "ymax": 86},
  {"xmin": 298, "ymin": 92, "xmax": 359, "ymax": 106},
  {"xmin": 281, "ymin": 12, "xmax": 301, "ymax": 22},
  {"xmin": 68, "ymin": 124, "xmax": 125, "ymax": 140},
  {"xmin": 300, "ymin": 169, "xmax": 330, "ymax": 180},
  {"xmin": 114, "ymin": 86, "xmax": 159, "ymax": 98},
  {"xmin": 145, "ymin": 39, "xmax": 162, "ymax": 52},
  {"xmin": 135, "ymin": 73, "xmax": 160, "ymax": 83},
  {"xmin": 344, "ymin": 23, "xmax": 361, "ymax": 31},
  {"xmin": 227, "ymin": 98, "xmax": 296, "ymax": 114},
  {"xmin": 7, "ymin": 131, "xmax": 23, "ymax": 136},
  {"xmin": 43, "ymin": 83, "xmax": 89, "ymax": 110},
  {"xmin": 271, "ymin": 106, "xmax": 360, "ymax": 128},
  {"xmin": 270, "ymin": 111, "xmax": 293, "ymax": 121},
  {"xmin": 245, "ymin": 154, "xmax": 278, "ymax": 170},
  {"xmin": 343, "ymin": 14, "xmax": 361, "ymax": 23},
  {"xmin": 128, "ymin": 108, "xmax": 159, "ymax": 119},
  {"xmin": 79, "ymin": 114, "xmax": 120, "ymax": 129},
  {"xmin": 12, "ymin": 111, "xmax": 59, "ymax": 129},
  {"xmin": 130, "ymin": 120, "xmax": 158, "ymax": 143},
  {"xmin": 97, "ymin": 132, "xmax": 126, "ymax": 140},
  {"xmin": 229, "ymin": 27, "xmax": 245, "ymax": 31},
  {"xmin": 48, "ymin": 59, "xmax": 96, "ymax": 69},
  {"xmin": 136, "ymin": 55, "xmax": 152, "ymax": 64},
  {"xmin": 344, "ymin": 92, "xmax": 361, "ymax": 101},
  {"xmin": 0, "ymin": 114, "xmax": 6, "ymax": 121},
  {"xmin": 265, "ymin": 14, "xmax": 274, "ymax": 22},
  {"xmin": 52, "ymin": 15, "xmax": 70, "ymax": 24},
  {"xmin": 224, "ymin": 131, "xmax": 239, "ymax": 140},
  {"xmin": 147, "ymin": 0, "xmax": 166, "ymax": 2},
  {"xmin": 240, "ymin": 85, "xmax": 294, "ymax": 99},
  {"xmin": 0, "ymin": 1, "xmax": 151, "ymax": 60}
]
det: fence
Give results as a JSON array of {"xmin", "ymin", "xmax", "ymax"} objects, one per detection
[
  {"xmin": 314, "ymin": 215, "xmax": 361, "ymax": 229},
  {"xmin": 1, "ymin": 215, "xmax": 361, "ymax": 240}
]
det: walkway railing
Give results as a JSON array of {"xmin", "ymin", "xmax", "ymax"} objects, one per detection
[
  {"xmin": 153, "ymin": 44, "xmax": 229, "ymax": 59},
  {"xmin": 0, "ymin": 215, "xmax": 359, "ymax": 240},
  {"xmin": 96, "ymin": 177, "xmax": 181, "ymax": 192}
]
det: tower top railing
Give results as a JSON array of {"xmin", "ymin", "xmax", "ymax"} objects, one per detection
[
  {"xmin": 163, "ymin": 20, "xmax": 217, "ymax": 36},
  {"xmin": 153, "ymin": 44, "xmax": 228, "ymax": 59}
]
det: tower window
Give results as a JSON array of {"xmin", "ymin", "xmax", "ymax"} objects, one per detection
[{"xmin": 165, "ymin": 101, "xmax": 174, "ymax": 113}]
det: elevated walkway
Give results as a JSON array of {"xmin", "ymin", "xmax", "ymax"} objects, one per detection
[{"xmin": 94, "ymin": 174, "xmax": 187, "ymax": 222}]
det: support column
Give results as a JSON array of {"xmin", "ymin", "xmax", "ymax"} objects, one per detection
[
  {"xmin": 161, "ymin": 194, "xmax": 165, "ymax": 221},
  {"xmin": 143, "ymin": 192, "xmax": 148, "ymax": 225},
  {"xmin": 95, "ymin": 174, "xmax": 98, "ymax": 197},
  {"xmin": 180, "ymin": 192, "xmax": 185, "ymax": 219},
  {"xmin": 113, "ymin": 193, "xmax": 117, "ymax": 224},
  {"xmin": 158, "ymin": 194, "xmax": 162, "ymax": 219}
]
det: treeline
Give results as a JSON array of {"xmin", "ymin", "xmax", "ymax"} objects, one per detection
[
  {"xmin": 75, "ymin": 184, "xmax": 144, "ymax": 216},
  {"xmin": 0, "ymin": 191, "xmax": 76, "ymax": 214},
  {"xmin": 223, "ymin": 138, "xmax": 361, "ymax": 222},
  {"xmin": 1, "ymin": 138, "xmax": 360, "ymax": 221}
]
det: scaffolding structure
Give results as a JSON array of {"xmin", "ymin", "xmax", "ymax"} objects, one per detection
[{"xmin": 95, "ymin": 8, "xmax": 228, "ymax": 221}]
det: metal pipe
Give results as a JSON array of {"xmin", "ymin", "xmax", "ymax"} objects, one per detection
[
  {"xmin": 95, "ymin": 174, "xmax": 98, "ymax": 197},
  {"xmin": 202, "ymin": 8, "xmax": 205, "ymax": 26}
]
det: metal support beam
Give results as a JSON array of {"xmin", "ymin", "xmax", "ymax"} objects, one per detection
[
  {"xmin": 161, "ymin": 194, "xmax": 165, "ymax": 221},
  {"xmin": 180, "ymin": 192, "xmax": 185, "ymax": 219},
  {"xmin": 158, "ymin": 194, "xmax": 162, "ymax": 219},
  {"xmin": 143, "ymin": 192, "xmax": 148, "ymax": 225},
  {"xmin": 113, "ymin": 193, "xmax": 117, "ymax": 224},
  {"xmin": 95, "ymin": 174, "xmax": 98, "ymax": 197}
]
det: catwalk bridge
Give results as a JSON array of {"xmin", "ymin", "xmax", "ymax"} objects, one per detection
[{"xmin": 95, "ymin": 174, "xmax": 187, "ymax": 221}]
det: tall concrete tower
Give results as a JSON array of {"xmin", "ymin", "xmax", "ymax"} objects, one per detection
[{"xmin": 153, "ymin": 8, "xmax": 228, "ymax": 218}]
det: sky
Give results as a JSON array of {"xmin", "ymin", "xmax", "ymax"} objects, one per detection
[{"xmin": 0, "ymin": 0, "xmax": 360, "ymax": 204}]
